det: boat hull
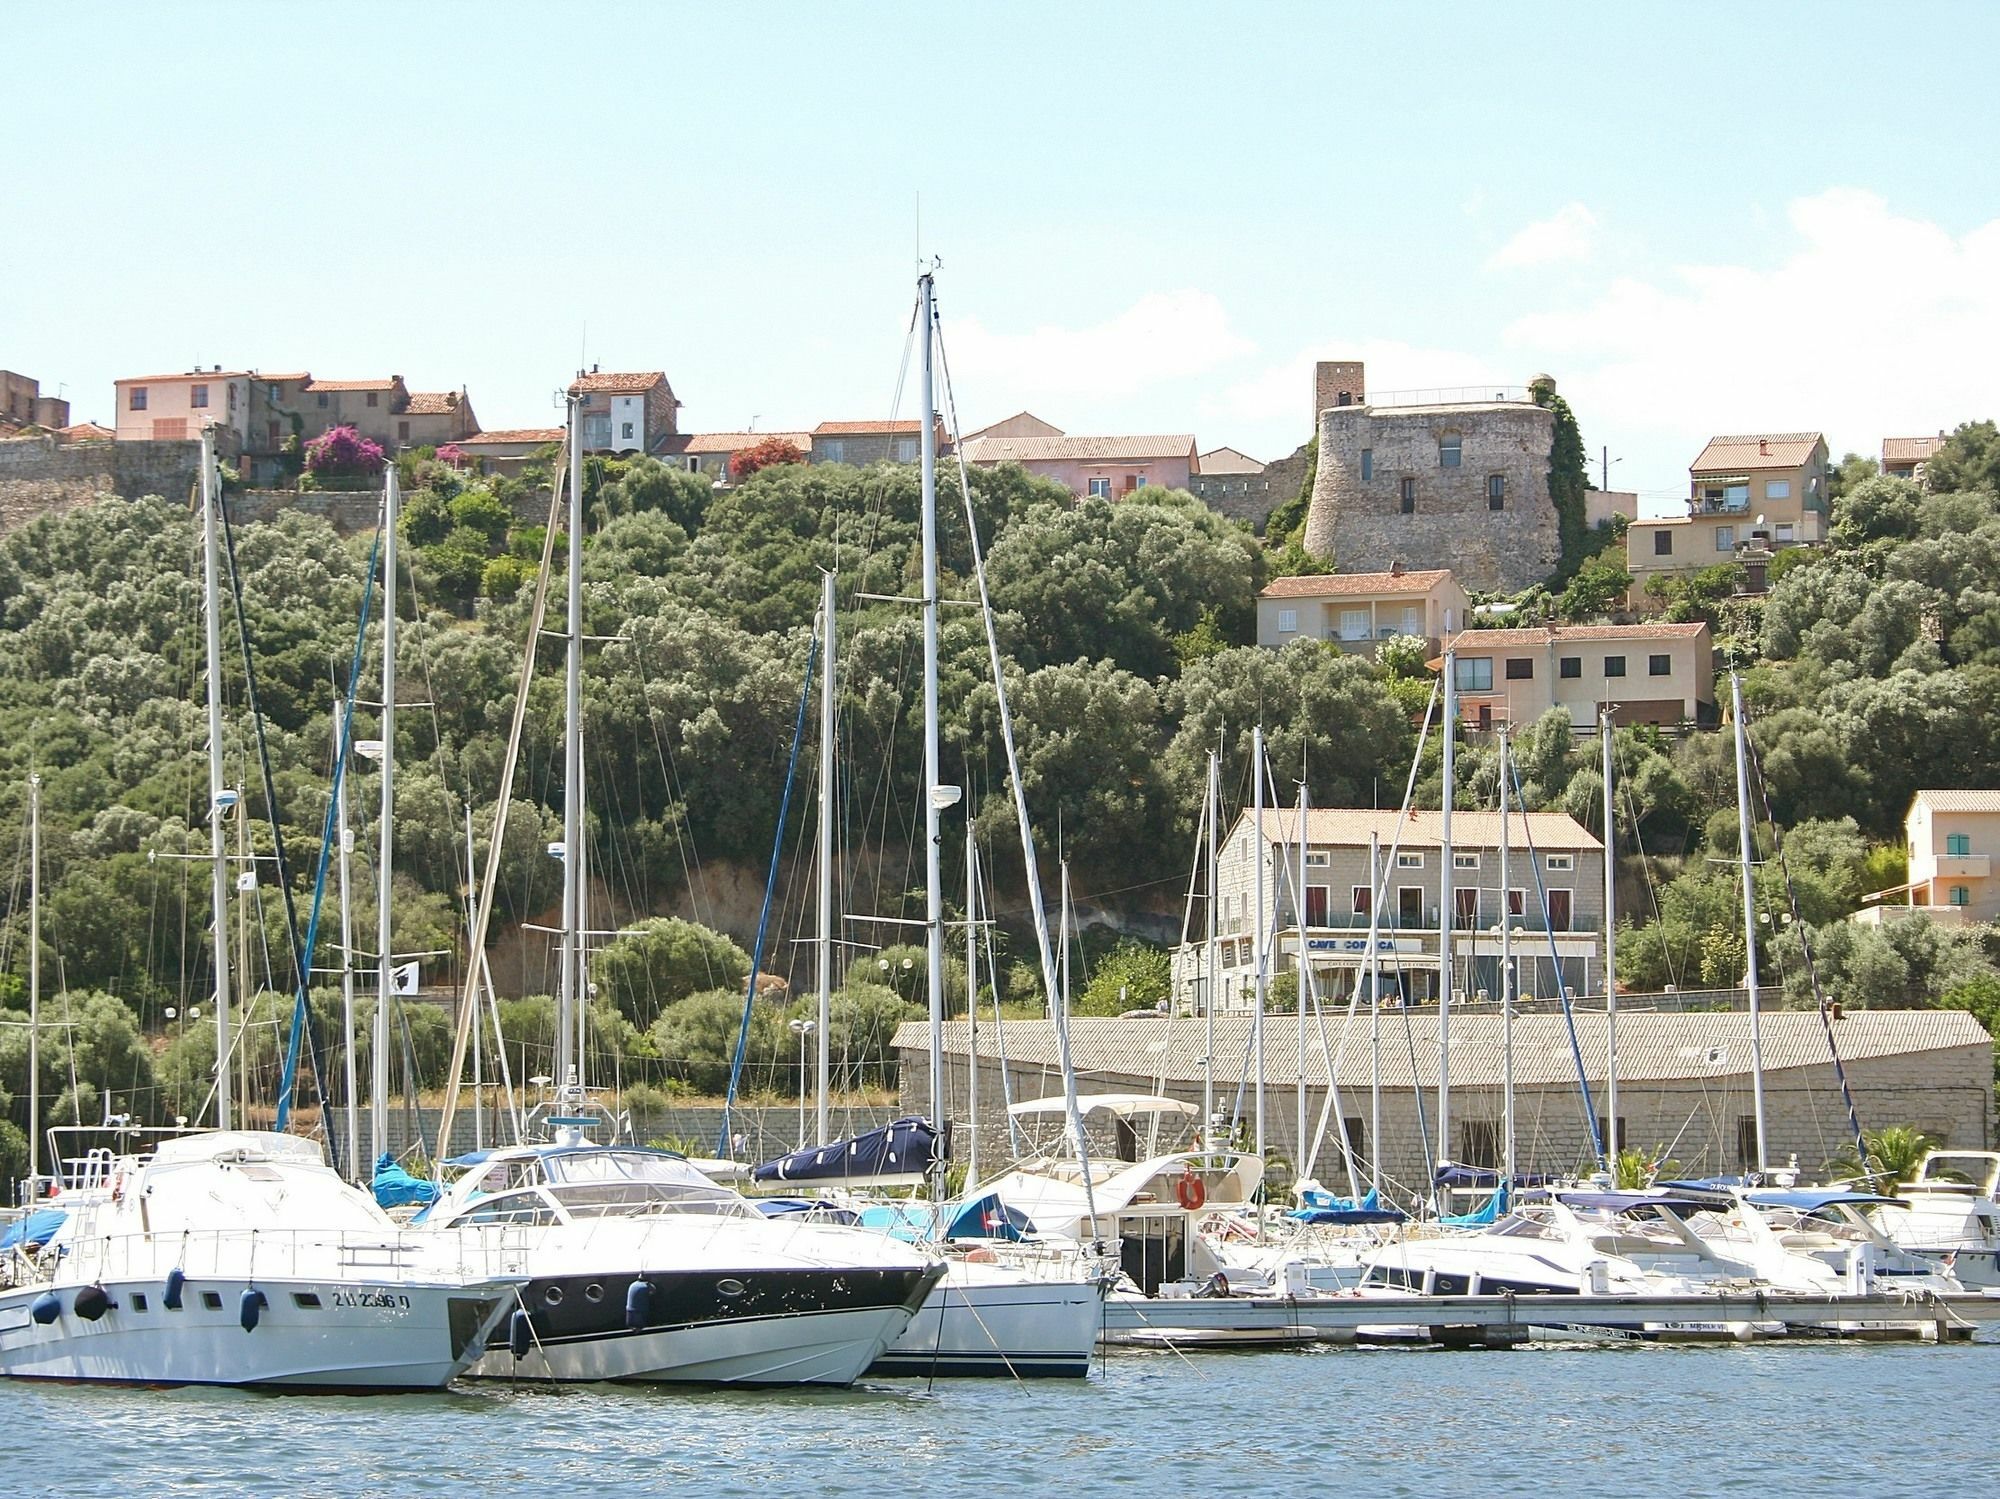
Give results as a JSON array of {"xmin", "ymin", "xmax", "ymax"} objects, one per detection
[{"xmin": 870, "ymin": 1266, "xmax": 1107, "ymax": 1378}]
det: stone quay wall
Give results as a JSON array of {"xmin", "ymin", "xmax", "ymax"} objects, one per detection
[{"xmin": 0, "ymin": 436, "xmax": 205, "ymax": 533}]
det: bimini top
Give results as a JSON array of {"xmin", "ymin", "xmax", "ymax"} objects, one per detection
[
  {"xmin": 1556, "ymin": 1189, "xmax": 1731, "ymax": 1217},
  {"xmin": 1745, "ymin": 1188, "xmax": 1909, "ymax": 1212},
  {"xmin": 150, "ymin": 1131, "xmax": 327, "ymax": 1168},
  {"xmin": 1007, "ymin": 1094, "xmax": 1199, "ymax": 1121}
]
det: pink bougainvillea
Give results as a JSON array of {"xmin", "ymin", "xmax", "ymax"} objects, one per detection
[
  {"xmin": 436, "ymin": 442, "xmax": 466, "ymax": 468},
  {"xmin": 304, "ymin": 424, "xmax": 387, "ymax": 477}
]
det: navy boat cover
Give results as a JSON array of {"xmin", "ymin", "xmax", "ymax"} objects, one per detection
[{"xmin": 751, "ymin": 1117, "xmax": 945, "ymax": 1186}]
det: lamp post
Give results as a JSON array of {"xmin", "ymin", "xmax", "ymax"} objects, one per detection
[{"xmin": 789, "ymin": 1017, "xmax": 816, "ymax": 1148}]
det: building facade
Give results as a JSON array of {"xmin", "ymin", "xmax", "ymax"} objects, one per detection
[
  {"xmin": 1302, "ymin": 364, "xmax": 1562, "ymax": 593},
  {"xmin": 564, "ymin": 369, "xmax": 680, "ymax": 455},
  {"xmin": 1627, "ymin": 431, "xmax": 1829, "ymax": 596},
  {"xmin": 1443, "ymin": 622, "xmax": 1715, "ymax": 730},
  {"xmin": 1257, "ymin": 566, "xmax": 1471, "ymax": 658},
  {"xmin": 1882, "ymin": 434, "xmax": 1946, "ymax": 482},
  {"xmin": 1184, "ymin": 806, "xmax": 1606, "ymax": 1018},
  {"xmin": 114, "ymin": 368, "xmax": 254, "ymax": 451},
  {"xmin": 957, "ymin": 432, "xmax": 1197, "ymax": 497},
  {"xmin": 0, "ymin": 370, "xmax": 69, "ymax": 431},
  {"xmin": 658, "ymin": 430, "xmax": 814, "ymax": 481},
  {"xmin": 811, "ymin": 419, "xmax": 924, "ymax": 467},
  {"xmin": 1190, "ymin": 446, "xmax": 1270, "ymax": 517},
  {"xmin": 1869, "ymin": 789, "xmax": 2000, "ymax": 926}
]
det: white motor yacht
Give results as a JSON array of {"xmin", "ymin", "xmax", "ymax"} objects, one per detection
[
  {"xmin": 1865, "ymin": 1151, "xmax": 2000, "ymax": 1289},
  {"xmin": 417, "ymin": 1141, "xmax": 943, "ymax": 1385},
  {"xmin": 0, "ymin": 1131, "xmax": 518, "ymax": 1389}
]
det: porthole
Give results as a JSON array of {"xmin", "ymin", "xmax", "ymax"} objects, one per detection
[
  {"xmin": 543, "ymin": 1285, "xmax": 565, "ymax": 1307},
  {"xmin": 293, "ymin": 1293, "xmax": 323, "ymax": 1310},
  {"xmin": 584, "ymin": 1283, "xmax": 604, "ymax": 1303},
  {"xmin": 202, "ymin": 1292, "xmax": 223, "ymax": 1310},
  {"xmin": 716, "ymin": 1278, "xmax": 745, "ymax": 1299}
]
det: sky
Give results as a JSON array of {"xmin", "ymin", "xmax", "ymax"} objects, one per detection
[{"xmin": 5, "ymin": 2, "xmax": 1999, "ymax": 514}]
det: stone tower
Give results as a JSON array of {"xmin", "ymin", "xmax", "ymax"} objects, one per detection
[{"xmin": 1313, "ymin": 361, "xmax": 1365, "ymax": 426}]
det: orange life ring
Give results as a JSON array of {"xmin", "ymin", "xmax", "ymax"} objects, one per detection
[{"xmin": 1176, "ymin": 1170, "xmax": 1207, "ymax": 1211}]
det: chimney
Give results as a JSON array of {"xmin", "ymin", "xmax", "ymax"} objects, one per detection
[
  {"xmin": 1389, "ymin": 559, "xmax": 1406, "ymax": 577},
  {"xmin": 1758, "ymin": 438, "xmax": 1769, "ymax": 456}
]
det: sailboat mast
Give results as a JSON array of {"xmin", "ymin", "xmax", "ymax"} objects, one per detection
[
  {"xmin": 466, "ymin": 808, "xmax": 482, "ymax": 1154},
  {"xmin": 1203, "ymin": 749, "xmax": 1219, "ymax": 1140},
  {"xmin": 27, "ymin": 773, "xmax": 40, "ymax": 1194},
  {"xmin": 1365, "ymin": 831, "xmax": 1382, "ymax": 1195},
  {"xmin": 1601, "ymin": 707, "xmax": 1618, "ymax": 1162},
  {"xmin": 1730, "ymin": 671, "xmax": 1769, "ymax": 1173},
  {"xmin": 200, "ymin": 424, "xmax": 235, "ymax": 1133},
  {"xmin": 1295, "ymin": 780, "xmax": 1310, "ymax": 1181},
  {"xmin": 965, "ymin": 831, "xmax": 980, "ymax": 1185},
  {"xmin": 1437, "ymin": 619, "xmax": 1457, "ymax": 1185},
  {"xmin": 1251, "ymin": 724, "xmax": 1268, "ymax": 1163},
  {"xmin": 372, "ymin": 464, "xmax": 398, "ymax": 1162},
  {"xmin": 1498, "ymin": 726, "xmax": 1515, "ymax": 1189},
  {"xmin": 335, "ymin": 697, "xmax": 358, "ymax": 1179},
  {"xmin": 816, "ymin": 568, "xmax": 836, "ymax": 1147},
  {"xmin": 557, "ymin": 392, "xmax": 584, "ymax": 1095},
  {"xmin": 918, "ymin": 272, "xmax": 947, "ymax": 1146}
]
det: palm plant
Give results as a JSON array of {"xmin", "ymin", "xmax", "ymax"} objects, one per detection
[{"xmin": 1826, "ymin": 1124, "xmax": 1937, "ymax": 1192}]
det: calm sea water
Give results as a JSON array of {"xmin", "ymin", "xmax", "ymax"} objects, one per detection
[{"xmin": 10, "ymin": 1337, "xmax": 1996, "ymax": 1497}]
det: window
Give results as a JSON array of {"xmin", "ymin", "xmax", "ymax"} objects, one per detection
[
  {"xmin": 1947, "ymin": 833, "xmax": 1971, "ymax": 856},
  {"xmin": 895, "ymin": 437, "xmax": 919, "ymax": 463},
  {"xmin": 267, "ymin": 420, "xmax": 281, "ymax": 445},
  {"xmin": 202, "ymin": 1292, "xmax": 223, "ymax": 1311},
  {"xmin": 1397, "ymin": 851, "xmax": 1425, "ymax": 869},
  {"xmin": 1277, "ymin": 608, "xmax": 1297, "ymax": 634},
  {"xmin": 1459, "ymin": 1120, "xmax": 1499, "ymax": 1169},
  {"xmin": 1766, "ymin": 479, "xmax": 1791, "ymax": 499},
  {"xmin": 398, "ymin": 421, "xmax": 411, "ymax": 441},
  {"xmin": 1305, "ymin": 885, "xmax": 1330, "ymax": 925},
  {"xmin": 317, "ymin": 392, "xmax": 330, "ymax": 408},
  {"xmin": 1649, "ymin": 653, "xmax": 1671, "ymax": 676},
  {"xmin": 1453, "ymin": 851, "xmax": 1479, "ymax": 870},
  {"xmin": 1716, "ymin": 526, "xmax": 1734, "ymax": 551},
  {"xmin": 1351, "ymin": 885, "xmax": 1372, "ymax": 915},
  {"xmin": 1456, "ymin": 657, "xmax": 1493, "ymax": 692},
  {"xmin": 129, "ymin": 386, "xmax": 147, "ymax": 411},
  {"xmin": 1087, "ymin": 476, "xmax": 1110, "ymax": 498},
  {"xmin": 1452, "ymin": 886, "xmax": 1480, "ymax": 929},
  {"xmin": 1305, "ymin": 850, "xmax": 1330, "ymax": 867},
  {"xmin": 1438, "ymin": 436, "xmax": 1462, "ymax": 469},
  {"xmin": 1547, "ymin": 889, "xmax": 1573, "ymax": 931},
  {"xmin": 1487, "ymin": 473, "xmax": 1505, "ymax": 509},
  {"xmin": 1400, "ymin": 477, "xmax": 1416, "ymax": 513},
  {"xmin": 191, "ymin": 384, "xmax": 209, "ymax": 409},
  {"xmin": 1339, "ymin": 607, "xmax": 1370, "ymax": 641},
  {"xmin": 820, "ymin": 439, "xmax": 845, "ymax": 463},
  {"xmin": 1397, "ymin": 887, "xmax": 1423, "ymax": 926},
  {"xmin": 1343, "ymin": 1118, "xmax": 1367, "ymax": 1163},
  {"xmin": 366, "ymin": 391, "xmax": 379, "ymax": 407},
  {"xmin": 1736, "ymin": 1116, "xmax": 1760, "ymax": 1170},
  {"xmin": 1775, "ymin": 522, "xmax": 1795, "ymax": 543},
  {"xmin": 1607, "ymin": 1117, "xmax": 1627, "ymax": 1153},
  {"xmin": 1506, "ymin": 888, "xmax": 1525, "ymax": 918},
  {"xmin": 1559, "ymin": 656, "xmax": 1581, "ymax": 679},
  {"xmin": 1504, "ymin": 658, "xmax": 1533, "ymax": 680},
  {"xmin": 293, "ymin": 1293, "xmax": 324, "ymax": 1309},
  {"xmin": 1134, "ymin": 475, "xmax": 1148, "ymax": 489},
  {"xmin": 1653, "ymin": 529, "xmax": 1674, "ymax": 556},
  {"xmin": 1950, "ymin": 885, "xmax": 1971, "ymax": 907},
  {"xmin": 620, "ymin": 421, "xmax": 635, "ymax": 441},
  {"xmin": 1398, "ymin": 605, "xmax": 1422, "ymax": 637},
  {"xmin": 1547, "ymin": 853, "xmax": 1574, "ymax": 871},
  {"xmin": 686, "ymin": 456, "xmax": 702, "ymax": 473},
  {"xmin": 131, "ymin": 1293, "xmax": 148, "ymax": 1311},
  {"xmin": 1360, "ymin": 448, "xmax": 1373, "ymax": 481},
  {"xmin": 1604, "ymin": 656, "xmax": 1626, "ymax": 678}
]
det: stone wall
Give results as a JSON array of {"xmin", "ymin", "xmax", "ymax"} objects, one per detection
[
  {"xmin": 232, "ymin": 486, "xmax": 387, "ymax": 533},
  {"xmin": 1303, "ymin": 401, "xmax": 1561, "ymax": 593},
  {"xmin": 0, "ymin": 436, "xmax": 204, "ymax": 534}
]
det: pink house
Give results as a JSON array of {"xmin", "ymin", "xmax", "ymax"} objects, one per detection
[
  {"xmin": 114, "ymin": 367, "xmax": 254, "ymax": 449},
  {"xmin": 957, "ymin": 431, "xmax": 1197, "ymax": 498}
]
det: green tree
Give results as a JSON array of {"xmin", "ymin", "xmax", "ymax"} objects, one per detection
[
  {"xmin": 1075, "ymin": 940, "xmax": 1172, "ymax": 1017},
  {"xmin": 595, "ymin": 917, "xmax": 751, "ymax": 1028},
  {"xmin": 1555, "ymin": 552, "xmax": 1632, "ymax": 620},
  {"xmin": 1922, "ymin": 420, "xmax": 2000, "ymax": 496}
]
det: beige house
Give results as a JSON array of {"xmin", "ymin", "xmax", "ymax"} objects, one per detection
[
  {"xmin": 957, "ymin": 431, "xmax": 1197, "ymax": 497},
  {"xmin": 1629, "ymin": 431, "xmax": 1828, "ymax": 594},
  {"xmin": 1258, "ymin": 567, "xmax": 1470, "ymax": 657},
  {"xmin": 114, "ymin": 368, "xmax": 254, "ymax": 451},
  {"xmin": 453, "ymin": 427, "xmax": 564, "ymax": 474},
  {"xmin": 1858, "ymin": 790, "xmax": 2000, "ymax": 928},
  {"xmin": 1882, "ymin": 434, "xmax": 1947, "ymax": 482},
  {"xmin": 1442, "ymin": 622, "xmax": 1715, "ymax": 731},
  {"xmin": 657, "ymin": 430, "xmax": 814, "ymax": 481}
]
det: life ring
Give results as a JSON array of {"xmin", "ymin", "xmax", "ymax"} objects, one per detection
[{"xmin": 1176, "ymin": 1170, "xmax": 1207, "ymax": 1212}]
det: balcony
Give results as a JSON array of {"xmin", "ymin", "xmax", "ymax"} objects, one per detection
[
  {"xmin": 1932, "ymin": 854, "xmax": 1991, "ymax": 879},
  {"xmin": 1852, "ymin": 902, "xmax": 1980, "ymax": 929}
]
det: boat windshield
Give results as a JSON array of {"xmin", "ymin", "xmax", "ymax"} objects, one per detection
[
  {"xmin": 1488, "ymin": 1209, "xmax": 1560, "ymax": 1241},
  {"xmin": 546, "ymin": 1181, "xmax": 757, "ymax": 1220},
  {"xmin": 543, "ymin": 1149, "xmax": 716, "ymax": 1189}
]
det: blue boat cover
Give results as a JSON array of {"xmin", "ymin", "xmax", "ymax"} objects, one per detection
[
  {"xmin": 1745, "ymin": 1188, "xmax": 1907, "ymax": 1212},
  {"xmin": 1440, "ymin": 1183, "xmax": 1510, "ymax": 1227},
  {"xmin": 751, "ymin": 1117, "xmax": 944, "ymax": 1185},
  {"xmin": 371, "ymin": 1151, "xmax": 441, "ymax": 1209},
  {"xmin": 753, "ymin": 1198, "xmax": 863, "ymax": 1226},
  {"xmin": 1434, "ymin": 1164, "xmax": 1555, "ymax": 1190},
  {"xmin": 0, "ymin": 1207, "xmax": 65, "ymax": 1251},
  {"xmin": 857, "ymin": 1201, "xmax": 937, "ymax": 1241},
  {"xmin": 1557, "ymin": 1189, "xmax": 1729, "ymax": 1216},
  {"xmin": 944, "ymin": 1192, "xmax": 1034, "ymax": 1241},
  {"xmin": 1292, "ymin": 1186, "xmax": 1407, "ymax": 1225}
]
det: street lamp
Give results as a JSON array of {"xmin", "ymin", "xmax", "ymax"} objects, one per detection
[{"xmin": 789, "ymin": 1017, "xmax": 817, "ymax": 1147}]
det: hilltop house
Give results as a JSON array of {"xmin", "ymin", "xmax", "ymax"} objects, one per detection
[
  {"xmin": 566, "ymin": 369, "xmax": 681, "ymax": 455},
  {"xmin": 1440, "ymin": 621, "xmax": 1716, "ymax": 731},
  {"xmin": 957, "ymin": 430, "xmax": 1197, "ymax": 497},
  {"xmin": 1257, "ymin": 567, "xmax": 1470, "ymax": 658},
  {"xmin": 1626, "ymin": 431, "xmax": 1828, "ymax": 601},
  {"xmin": 1856, "ymin": 790, "xmax": 2000, "ymax": 927}
]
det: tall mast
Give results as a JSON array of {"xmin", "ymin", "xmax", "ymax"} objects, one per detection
[
  {"xmin": 556, "ymin": 392, "xmax": 584, "ymax": 1097},
  {"xmin": 964, "ymin": 830, "xmax": 980, "ymax": 1186},
  {"xmin": 27, "ymin": 773, "xmax": 40, "ymax": 1195},
  {"xmin": 1436, "ymin": 616, "xmax": 1457, "ymax": 1186},
  {"xmin": 372, "ymin": 463, "xmax": 398, "ymax": 1161},
  {"xmin": 1294, "ymin": 779, "xmax": 1310, "ymax": 1181},
  {"xmin": 466, "ymin": 808, "xmax": 483, "ymax": 1154},
  {"xmin": 1365, "ymin": 830, "xmax": 1382, "ymax": 1195},
  {"xmin": 1498, "ymin": 726, "xmax": 1515, "ymax": 1190},
  {"xmin": 918, "ymin": 271, "xmax": 948, "ymax": 1152},
  {"xmin": 200, "ymin": 425, "xmax": 234, "ymax": 1133},
  {"xmin": 816, "ymin": 569, "xmax": 836, "ymax": 1147},
  {"xmin": 1601, "ymin": 707, "xmax": 1618, "ymax": 1163},
  {"xmin": 1251, "ymin": 724, "xmax": 1268, "ymax": 1163},
  {"xmin": 1730, "ymin": 672, "xmax": 1769, "ymax": 1173},
  {"xmin": 235, "ymin": 783, "xmax": 252, "ymax": 1121},
  {"xmin": 1203, "ymin": 749, "xmax": 1219, "ymax": 1139},
  {"xmin": 335, "ymin": 697, "xmax": 358, "ymax": 1179}
]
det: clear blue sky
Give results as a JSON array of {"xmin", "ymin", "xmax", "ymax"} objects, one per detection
[{"xmin": 7, "ymin": 2, "xmax": 1998, "ymax": 508}]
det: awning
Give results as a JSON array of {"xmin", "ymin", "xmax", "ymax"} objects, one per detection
[{"xmin": 1008, "ymin": 1094, "xmax": 1199, "ymax": 1121}]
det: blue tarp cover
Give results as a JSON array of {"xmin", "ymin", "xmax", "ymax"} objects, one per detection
[
  {"xmin": 1440, "ymin": 1184, "xmax": 1510, "ymax": 1227},
  {"xmin": 371, "ymin": 1152, "xmax": 441, "ymax": 1209},
  {"xmin": 0, "ymin": 1207, "xmax": 65, "ymax": 1251},
  {"xmin": 751, "ymin": 1117, "xmax": 944, "ymax": 1185},
  {"xmin": 1293, "ymin": 1186, "xmax": 1407, "ymax": 1225}
]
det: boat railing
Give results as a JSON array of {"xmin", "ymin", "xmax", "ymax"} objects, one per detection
[{"xmin": 37, "ymin": 1222, "xmax": 540, "ymax": 1288}]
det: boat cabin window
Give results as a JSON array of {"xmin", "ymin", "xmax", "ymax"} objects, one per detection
[
  {"xmin": 459, "ymin": 1189, "xmax": 561, "ymax": 1227},
  {"xmin": 547, "ymin": 1181, "xmax": 753, "ymax": 1220},
  {"xmin": 542, "ymin": 1149, "xmax": 714, "ymax": 1189}
]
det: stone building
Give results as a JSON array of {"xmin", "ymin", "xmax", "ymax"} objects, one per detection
[
  {"xmin": 657, "ymin": 430, "xmax": 814, "ymax": 481},
  {"xmin": 1301, "ymin": 362, "xmax": 1561, "ymax": 594},
  {"xmin": 896, "ymin": 1008, "xmax": 1993, "ymax": 1189},
  {"xmin": 565, "ymin": 369, "xmax": 681, "ymax": 455},
  {"xmin": 0, "ymin": 369, "xmax": 69, "ymax": 431},
  {"xmin": 810, "ymin": 419, "xmax": 925, "ymax": 467},
  {"xmin": 1190, "ymin": 446, "xmax": 1270, "ymax": 517}
]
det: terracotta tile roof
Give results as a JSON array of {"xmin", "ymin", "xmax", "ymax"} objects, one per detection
[
  {"xmin": 57, "ymin": 422, "xmax": 114, "ymax": 442},
  {"xmin": 304, "ymin": 378, "xmax": 399, "ymax": 393},
  {"xmin": 1250, "ymin": 806, "xmax": 1602, "ymax": 853},
  {"xmin": 255, "ymin": 371, "xmax": 312, "ymax": 382},
  {"xmin": 402, "ymin": 391, "xmax": 461, "ymax": 415},
  {"xmin": 1882, "ymin": 435, "xmax": 1946, "ymax": 464},
  {"xmin": 660, "ymin": 431, "xmax": 813, "ymax": 455},
  {"xmin": 1912, "ymin": 789, "xmax": 2000, "ymax": 814},
  {"xmin": 568, "ymin": 371, "xmax": 667, "ymax": 394},
  {"xmin": 457, "ymin": 427, "xmax": 563, "ymax": 445},
  {"xmin": 895, "ymin": 1010, "xmax": 1987, "ymax": 1090},
  {"xmin": 1445, "ymin": 622, "xmax": 1709, "ymax": 650},
  {"xmin": 958, "ymin": 434, "xmax": 1196, "ymax": 463},
  {"xmin": 1691, "ymin": 432, "xmax": 1824, "ymax": 472},
  {"xmin": 1196, "ymin": 446, "xmax": 1264, "ymax": 474},
  {"xmin": 1261, "ymin": 569, "xmax": 1453, "ymax": 599},
  {"xmin": 118, "ymin": 371, "xmax": 248, "ymax": 384},
  {"xmin": 813, "ymin": 419, "xmax": 922, "ymax": 435}
]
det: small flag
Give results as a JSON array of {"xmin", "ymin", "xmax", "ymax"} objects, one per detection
[
  {"xmin": 391, "ymin": 960, "xmax": 421, "ymax": 995},
  {"xmin": 236, "ymin": 871, "xmax": 258, "ymax": 892}
]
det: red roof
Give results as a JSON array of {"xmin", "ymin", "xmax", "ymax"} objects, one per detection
[
  {"xmin": 118, "ymin": 370, "xmax": 248, "ymax": 384},
  {"xmin": 58, "ymin": 422, "xmax": 114, "ymax": 442},
  {"xmin": 1261, "ymin": 569, "xmax": 1454, "ymax": 599},
  {"xmin": 569, "ymin": 371, "xmax": 667, "ymax": 394},
  {"xmin": 813, "ymin": 419, "xmax": 921, "ymax": 435},
  {"xmin": 1445, "ymin": 622, "xmax": 1710, "ymax": 650},
  {"xmin": 1690, "ymin": 432, "xmax": 1824, "ymax": 472},
  {"xmin": 1882, "ymin": 435, "xmax": 1946, "ymax": 464},
  {"xmin": 305, "ymin": 378, "xmax": 400, "ymax": 393},
  {"xmin": 458, "ymin": 428, "xmax": 563, "ymax": 445},
  {"xmin": 402, "ymin": 391, "xmax": 461, "ymax": 415}
]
